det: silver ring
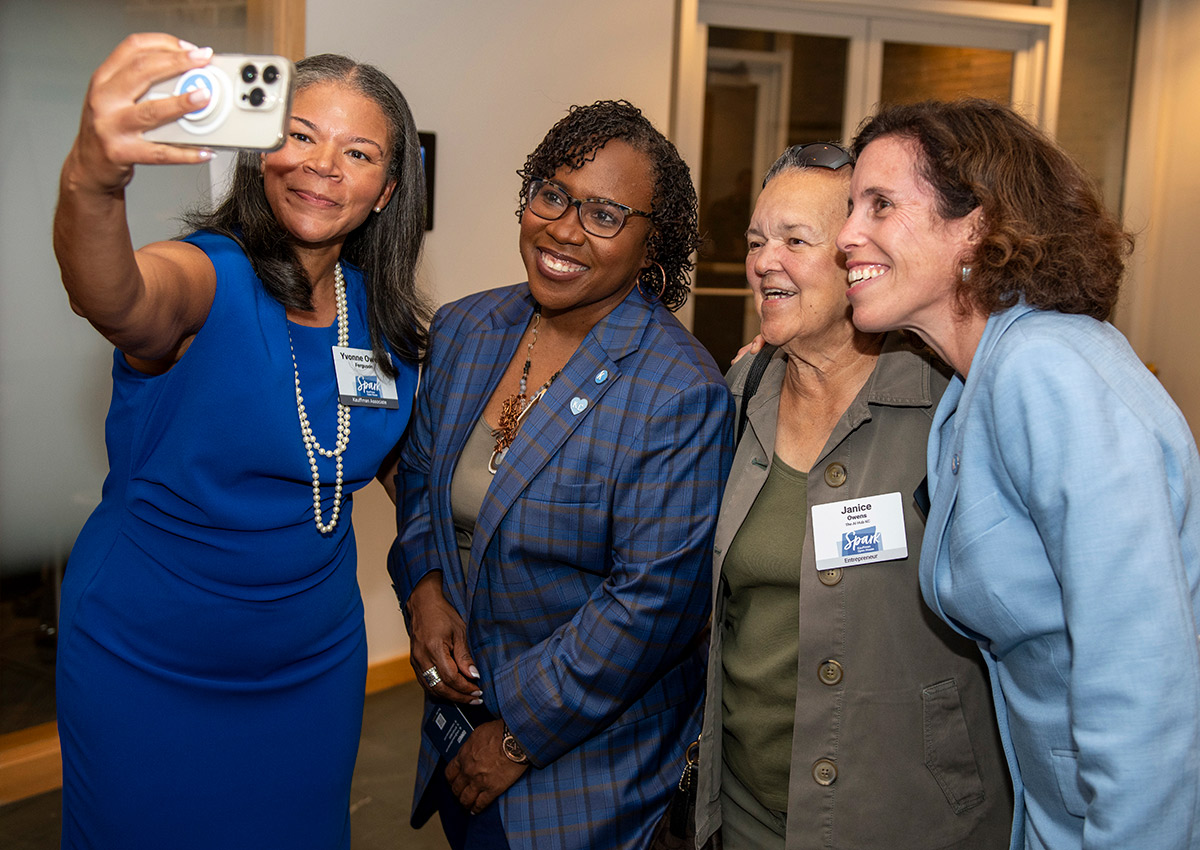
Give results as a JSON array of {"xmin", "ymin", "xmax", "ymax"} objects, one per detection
[{"xmin": 421, "ymin": 665, "xmax": 442, "ymax": 688}]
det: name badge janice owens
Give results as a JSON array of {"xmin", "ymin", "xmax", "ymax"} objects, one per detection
[
  {"xmin": 811, "ymin": 491, "xmax": 908, "ymax": 570},
  {"xmin": 332, "ymin": 346, "xmax": 399, "ymax": 409}
]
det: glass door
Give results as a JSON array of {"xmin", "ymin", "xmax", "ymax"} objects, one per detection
[{"xmin": 693, "ymin": 30, "xmax": 848, "ymax": 367}]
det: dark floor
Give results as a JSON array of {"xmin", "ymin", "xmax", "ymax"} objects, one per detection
[{"xmin": 0, "ymin": 681, "xmax": 450, "ymax": 850}]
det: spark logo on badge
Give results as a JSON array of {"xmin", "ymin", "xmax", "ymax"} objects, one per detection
[
  {"xmin": 355, "ymin": 374, "xmax": 382, "ymax": 398},
  {"xmin": 841, "ymin": 526, "xmax": 882, "ymax": 557}
]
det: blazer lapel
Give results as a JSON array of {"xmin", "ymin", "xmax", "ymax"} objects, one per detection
[
  {"xmin": 431, "ymin": 291, "xmax": 534, "ymax": 613},
  {"xmin": 464, "ymin": 292, "xmax": 651, "ymax": 606},
  {"xmin": 920, "ymin": 301, "xmax": 1032, "ymax": 624},
  {"xmin": 919, "ymin": 373, "xmax": 964, "ymax": 623}
]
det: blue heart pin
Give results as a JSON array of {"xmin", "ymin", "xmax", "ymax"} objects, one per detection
[{"xmin": 570, "ymin": 397, "xmax": 588, "ymax": 415}]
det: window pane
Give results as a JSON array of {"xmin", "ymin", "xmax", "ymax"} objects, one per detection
[
  {"xmin": 700, "ymin": 81, "xmax": 758, "ymax": 264},
  {"xmin": 692, "ymin": 292, "xmax": 758, "ymax": 370},
  {"xmin": 0, "ymin": 0, "xmax": 249, "ymax": 740},
  {"xmin": 786, "ymin": 34, "xmax": 848, "ymax": 145},
  {"xmin": 694, "ymin": 29, "xmax": 848, "ymax": 365},
  {"xmin": 881, "ymin": 43, "xmax": 1013, "ymax": 105}
]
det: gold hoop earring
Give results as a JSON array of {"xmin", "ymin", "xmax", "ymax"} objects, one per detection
[{"xmin": 637, "ymin": 262, "xmax": 666, "ymax": 303}]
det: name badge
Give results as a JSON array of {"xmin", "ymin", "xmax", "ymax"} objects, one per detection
[
  {"xmin": 332, "ymin": 346, "xmax": 399, "ymax": 409},
  {"xmin": 811, "ymin": 491, "xmax": 908, "ymax": 570}
]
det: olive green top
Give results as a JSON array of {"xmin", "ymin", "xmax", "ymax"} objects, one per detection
[{"xmin": 721, "ymin": 454, "xmax": 807, "ymax": 811}]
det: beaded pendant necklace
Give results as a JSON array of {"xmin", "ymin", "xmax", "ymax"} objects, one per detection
[
  {"xmin": 288, "ymin": 262, "xmax": 350, "ymax": 533},
  {"xmin": 489, "ymin": 306, "xmax": 560, "ymax": 474}
]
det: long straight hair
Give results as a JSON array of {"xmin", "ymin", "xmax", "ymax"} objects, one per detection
[{"xmin": 185, "ymin": 54, "xmax": 428, "ymax": 373}]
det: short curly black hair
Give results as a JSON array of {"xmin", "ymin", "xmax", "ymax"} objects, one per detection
[{"xmin": 515, "ymin": 100, "xmax": 701, "ymax": 312}]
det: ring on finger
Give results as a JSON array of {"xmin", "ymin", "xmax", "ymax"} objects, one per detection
[{"xmin": 421, "ymin": 665, "xmax": 442, "ymax": 688}]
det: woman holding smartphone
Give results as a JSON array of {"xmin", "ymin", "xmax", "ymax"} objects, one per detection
[{"xmin": 53, "ymin": 34, "xmax": 427, "ymax": 849}]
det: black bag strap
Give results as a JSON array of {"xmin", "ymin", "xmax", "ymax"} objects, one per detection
[{"xmin": 736, "ymin": 344, "xmax": 778, "ymax": 442}]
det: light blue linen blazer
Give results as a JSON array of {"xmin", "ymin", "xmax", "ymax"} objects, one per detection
[
  {"xmin": 389, "ymin": 283, "xmax": 734, "ymax": 850},
  {"xmin": 921, "ymin": 302, "xmax": 1200, "ymax": 849}
]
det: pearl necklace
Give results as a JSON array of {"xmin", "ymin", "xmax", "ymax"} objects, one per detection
[{"xmin": 288, "ymin": 262, "xmax": 350, "ymax": 533}]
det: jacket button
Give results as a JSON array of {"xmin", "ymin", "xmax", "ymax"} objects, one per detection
[
  {"xmin": 951, "ymin": 453, "xmax": 960, "ymax": 474},
  {"xmin": 818, "ymin": 568, "xmax": 842, "ymax": 586},
  {"xmin": 818, "ymin": 659, "xmax": 843, "ymax": 685},
  {"xmin": 823, "ymin": 462, "xmax": 847, "ymax": 488},
  {"xmin": 812, "ymin": 759, "xmax": 838, "ymax": 786}
]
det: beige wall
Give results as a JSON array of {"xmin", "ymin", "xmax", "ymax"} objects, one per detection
[
  {"xmin": 1121, "ymin": 0, "xmax": 1200, "ymax": 436},
  {"xmin": 307, "ymin": 1, "xmax": 683, "ymax": 665}
]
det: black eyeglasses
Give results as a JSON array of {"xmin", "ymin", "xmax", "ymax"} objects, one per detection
[{"xmin": 526, "ymin": 179, "xmax": 652, "ymax": 239}]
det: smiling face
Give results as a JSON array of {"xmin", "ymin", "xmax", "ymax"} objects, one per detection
[
  {"xmin": 837, "ymin": 135, "xmax": 979, "ymax": 345},
  {"xmin": 519, "ymin": 139, "xmax": 654, "ymax": 324},
  {"xmin": 746, "ymin": 167, "xmax": 856, "ymax": 354},
  {"xmin": 261, "ymin": 81, "xmax": 396, "ymax": 254}
]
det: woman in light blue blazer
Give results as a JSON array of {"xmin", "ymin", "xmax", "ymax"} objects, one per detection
[{"xmin": 836, "ymin": 98, "xmax": 1200, "ymax": 849}]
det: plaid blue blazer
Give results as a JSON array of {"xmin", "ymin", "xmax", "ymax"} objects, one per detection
[{"xmin": 389, "ymin": 283, "xmax": 733, "ymax": 850}]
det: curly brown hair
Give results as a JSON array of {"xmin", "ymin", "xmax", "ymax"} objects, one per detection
[
  {"xmin": 515, "ymin": 100, "xmax": 701, "ymax": 312},
  {"xmin": 851, "ymin": 98, "xmax": 1133, "ymax": 321}
]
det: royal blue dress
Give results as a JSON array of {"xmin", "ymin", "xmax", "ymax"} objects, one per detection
[{"xmin": 56, "ymin": 232, "xmax": 417, "ymax": 849}]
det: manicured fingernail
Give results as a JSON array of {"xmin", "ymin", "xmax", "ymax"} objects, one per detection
[
  {"xmin": 187, "ymin": 46, "xmax": 213, "ymax": 62},
  {"xmin": 470, "ymin": 698, "xmax": 483, "ymax": 705},
  {"xmin": 469, "ymin": 665, "xmax": 480, "ymax": 679},
  {"xmin": 471, "ymin": 690, "xmax": 482, "ymax": 698},
  {"xmin": 197, "ymin": 150, "xmax": 214, "ymax": 161},
  {"xmin": 178, "ymin": 39, "xmax": 199, "ymax": 50},
  {"xmin": 187, "ymin": 87, "xmax": 211, "ymax": 105}
]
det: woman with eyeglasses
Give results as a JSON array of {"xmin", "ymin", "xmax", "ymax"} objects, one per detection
[
  {"xmin": 694, "ymin": 143, "xmax": 1012, "ymax": 849},
  {"xmin": 838, "ymin": 99, "xmax": 1200, "ymax": 849},
  {"xmin": 388, "ymin": 99, "xmax": 734, "ymax": 850}
]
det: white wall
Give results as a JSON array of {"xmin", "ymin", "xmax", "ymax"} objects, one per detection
[{"xmin": 304, "ymin": 1, "xmax": 683, "ymax": 665}]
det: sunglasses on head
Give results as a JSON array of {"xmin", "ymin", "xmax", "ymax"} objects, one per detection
[{"xmin": 790, "ymin": 142, "xmax": 853, "ymax": 169}]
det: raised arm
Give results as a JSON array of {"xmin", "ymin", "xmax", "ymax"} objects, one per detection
[{"xmin": 53, "ymin": 33, "xmax": 219, "ymax": 368}]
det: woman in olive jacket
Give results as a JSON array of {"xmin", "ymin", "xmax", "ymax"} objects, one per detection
[{"xmin": 694, "ymin": 145, "xmax": 1011, "ymax": 849}]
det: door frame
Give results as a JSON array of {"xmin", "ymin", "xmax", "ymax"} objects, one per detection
[{"xmin": 671, "ymin": 0, "xmax": 1069, "ymax": 331}]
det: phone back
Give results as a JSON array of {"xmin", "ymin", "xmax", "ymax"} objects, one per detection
[{"xmin": 141, "ymin": 54, "xmax": 294, "ymax": 151}]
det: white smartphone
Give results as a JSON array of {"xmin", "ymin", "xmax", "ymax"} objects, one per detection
[{"xmin": 140, "ymin": 54, "xmax": 295, "ymax": 151}]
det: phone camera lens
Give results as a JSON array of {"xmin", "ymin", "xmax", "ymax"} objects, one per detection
[
  {"xmin": 241, "ymin": 64, "xmax": 258, "ymax": 83},
  {"xmin": 262, "ymin": 65, "xmax": 279, "ymax": 84},
  {"xmin": 247, "ymin": 87, "xmax": 266, "ymax": 107}
]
